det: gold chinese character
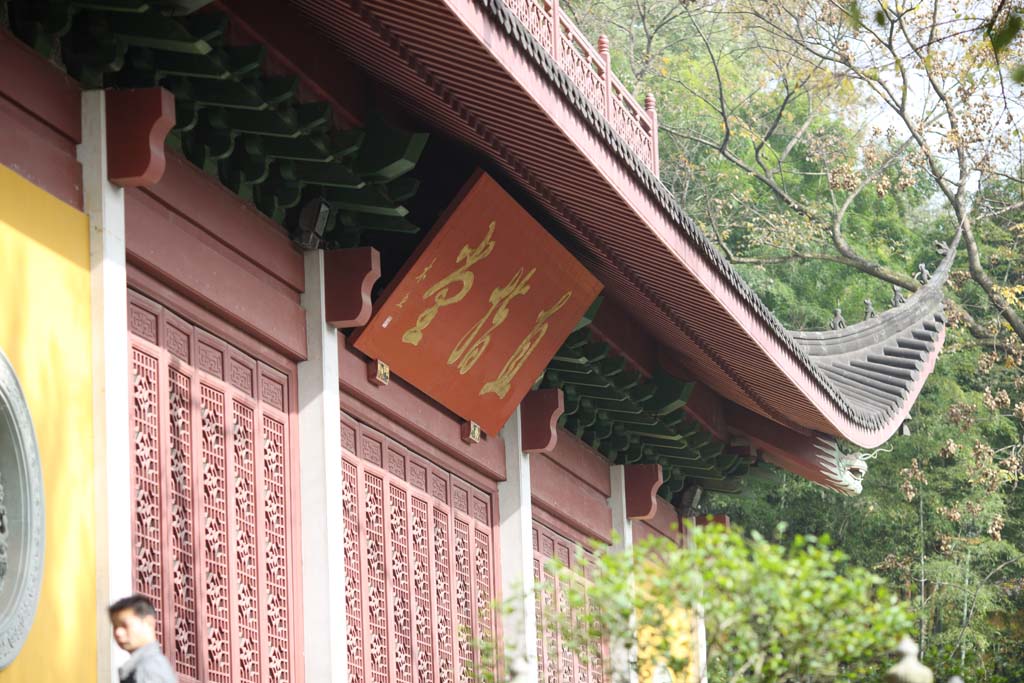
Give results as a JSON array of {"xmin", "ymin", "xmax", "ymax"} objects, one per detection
[
  {"xmin": 448, "ymin": 267, "xmax": 535, "ymax": 374},
  {"xmin": 480, "ymin": 290, "xmax": 572, "ymax": 398},
  {"xmin": 402, "ymin": 222, "xmax": 497, "ymax": 346},
  {"xmin": 395, "ymin": 293, "xmax": 410, "ymax": 309},
  {"xmin": 414, "ymin": 258, "xmax": 436, "ymax": 283}
]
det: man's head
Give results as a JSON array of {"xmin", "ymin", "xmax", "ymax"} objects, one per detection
[{"xmin": 109, "ymin": 594, "xmax": 158, "ymax": 653}]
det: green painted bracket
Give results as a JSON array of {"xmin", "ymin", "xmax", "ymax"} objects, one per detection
[
  {"xmin": 354, "ymin": 118, "xmax": 429, "ymax": 182},
  {"xmin": 107, "ymin": 12, "xmax": 212, "ymax": 53}
]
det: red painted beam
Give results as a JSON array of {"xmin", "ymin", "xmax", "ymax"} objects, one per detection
[
  {"xmin": 531, "ymin": 452, "xmax": 613, "ymax": 544},
  {"xmin": 683, "ymin": 382, "xmax": 728, "ymax": 443},
  {"xmin": 633, "ymin": 496, "xmax": 681, "ymax": 543},
  {"xmin": 0, "ymin": 30, "xmax": 82, "ymax": 207},
  {"xmin": 659, "ymin": 349, "xmax": 731, "ymax": 442},
  {"xmin": 548, "ymin": 428, "xmax": 613, "ymax": 497},
  {"xmin": 145, "ymin": 153, "xmax": 304, "ymax": 293},
  {"xmin": 106, "ymin": 88, "xmax": 176, "ymax": 187},
  {"xmin": 723, "ymin": 402, "xmax": 835, "ymax": 488},
  {"xmin": 589, "ymin": 297, "xmax": 659, "ymax": 378},
  {"xmin": 0, "ymin": 29, "xmax": 81, "ymax": 142},
  {"xmin": 125, "ymin": 187, "xmax": 308, "ymax": 361}
]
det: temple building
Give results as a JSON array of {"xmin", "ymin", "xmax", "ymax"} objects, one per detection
[{"xmin": 0, "ymin": 0, "xmax": 952, "ymax": 681}]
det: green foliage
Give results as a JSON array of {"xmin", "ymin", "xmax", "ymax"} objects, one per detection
[
  {"xmin": 560, "ymin": 0, "xmax": 1024, "ymax": 677},
  {"xmin": 713, "ymin": 334, "xmax": 1024, "ymax": 680},
  {"xmin": 496, "ymin": 524, "xmax": 913, "ymax": 683},
  {"xmin": 990, "ymin": 12, "xmax": 1023, "ymax": 55}
]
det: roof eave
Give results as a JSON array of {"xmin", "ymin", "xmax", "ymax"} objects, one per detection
[{"xmin": 282, "ymin": 0, "xmax": 949, "ymax": 449}]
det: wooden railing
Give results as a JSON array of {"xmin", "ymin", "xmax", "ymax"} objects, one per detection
[{"xmin": 502, "ymin": 0, "xmax": 660, "ymax": 176}]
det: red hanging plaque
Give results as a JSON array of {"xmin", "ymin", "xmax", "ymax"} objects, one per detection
[{"xmin": 351, "ymin": 170, "xmax": 602, "ymax": 435}]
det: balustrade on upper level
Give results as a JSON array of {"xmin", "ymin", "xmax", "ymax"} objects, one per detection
[{"xmin": 502, "ymin": 0, "xmax": 661, "ymax": 176}]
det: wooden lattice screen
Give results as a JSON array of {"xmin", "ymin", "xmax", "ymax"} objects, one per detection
[
  {"xmin": 533, "ymin": 521, "xmax": 606, "ymax": 683},
  {"xmin": 129, "ymin": 293, "xmax": 297, "ymax": 683},
  {"xmin": 341, "ymin": 413, "xmax": 497, "ymax": 683}
]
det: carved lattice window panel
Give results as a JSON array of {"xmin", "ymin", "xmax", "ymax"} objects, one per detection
[
  {"xmin": 341, "ymin": 413, "xmax": 497, "ymax": 683},
  {"xmin": 128, "ymin": 292, "xmax": 298, "ymax": 683},
  {"xmin": 533, "ymin": 521, "xmax": 606, "ymax": 683}
]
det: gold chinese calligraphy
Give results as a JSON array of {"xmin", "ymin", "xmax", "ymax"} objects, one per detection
[{"xmin": 351, "ymin": 171, "xmax": 602, "ymax": 435}]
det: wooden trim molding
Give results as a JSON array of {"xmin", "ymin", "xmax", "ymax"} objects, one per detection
[{"xmin": 105, "ymin": 88, "xmax": 176, "ymax": 187}]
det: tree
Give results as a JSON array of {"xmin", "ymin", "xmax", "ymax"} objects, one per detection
[
  {"xmin": 712, "ymin": 352, "xmax": 1024, "ymax": 680},
  {"xmin": 556, "ymin": 1, "xmax": 1024, "ymax": 678},
  {"xmin": 566, "ymin": 0, "xmax": 1024, "ymax": 347},
  {"xmin": 502, "ymin": 523, "xmax": 913, "ymax": 683}
]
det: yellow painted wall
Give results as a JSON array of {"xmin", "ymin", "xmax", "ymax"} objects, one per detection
[
  {"xmin": 637, "ymin": 603, "xmax": 700, "ymax": 683},
  {"xmin": 0, "ymin": 164, "xmax": 96, "ymax": 682}
]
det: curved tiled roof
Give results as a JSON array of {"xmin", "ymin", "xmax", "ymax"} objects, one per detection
[
  {"xmin": 25, "ymin": 0, "xmax": 950, "ymax": 452},
  {"xmin": 790, "ymin": 231, "xmax": 958, "ymax": 428},
  {"xmin": 468, "ymin": 0, "xmax": 954, "ymax": 437},
  {"xmin": 3, "ymin": 0, "xmax": 953, "ymax": 495},
  {"xmin": 280, "ymin": 0, "xmax": 953, "ymax": 449}
]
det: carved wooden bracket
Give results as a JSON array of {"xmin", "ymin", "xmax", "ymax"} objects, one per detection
[
  {"xmin": 624, "ymin": 463, "xmax": 663, "ymax": 520},
  {"xmin": 105, "ymin": 87, "xmax": 176, "ymax": 187},
  {"xmin": 520, "ymin": 389, "xmax": 569, "ymax": 454},
  {"xmin": 521, "ymin": 388, "xmax": 564, "ymax": 454},
  {"xmin": 324, "ymin": 247, "xmax": 381, "ymax": 329}
]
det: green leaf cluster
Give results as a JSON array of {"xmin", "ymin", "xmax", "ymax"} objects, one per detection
[
  {"xmin": 496, "ymin": 524, "xmax": 913, "ymax": 683},
  {"xmin": 559, "ymin": 1, "xmax": 1024, "ymax": 677}
]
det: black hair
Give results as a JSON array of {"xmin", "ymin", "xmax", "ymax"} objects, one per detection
[{"xmin": 109, "ymin": 594, "xmax": 157, "ymax": 619}]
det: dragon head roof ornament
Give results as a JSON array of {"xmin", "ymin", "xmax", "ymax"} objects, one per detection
[{"xmin": 811, "ymin": 435, "xmax": 894, "ymax": 496}]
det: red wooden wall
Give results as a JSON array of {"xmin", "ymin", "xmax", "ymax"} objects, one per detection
[
  {"xmin": 531, "ymin": 429, "xmax": 613, "ymax": 545},
  {"xmin": 341, "ymin": 412, "xmax": 498, "ymax": 683},
  {"xmin": 0, "ymin": 29, "xmax": 82, "ymax": 208},
  {"xmin": 530, "ymin": 430, "xmax": 614, "ymax": 683},
  {"xmin": 339, "ymin": 338, "xmax": 507, "ymax": 683},
  {"xmin": 128, "ymin": 291, "xmax": 301, "ymax": 683},
  {"xmin": 126, "ymin": 152, "xmax": 306, "ymax": 363}
]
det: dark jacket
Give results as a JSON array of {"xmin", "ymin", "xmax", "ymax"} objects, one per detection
[{"xmin": 118, "ymin": 643, "xmax": 177, "ymax": 683}]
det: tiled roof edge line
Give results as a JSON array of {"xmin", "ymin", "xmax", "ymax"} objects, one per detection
[{"xmin": 475, "ymin": 0, "xmax": 954, "ymax": 433}]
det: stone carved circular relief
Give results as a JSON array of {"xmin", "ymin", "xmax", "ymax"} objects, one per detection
[{"xmin": 0, "ymin": 349, "xmax": 44, "ymax": 669}]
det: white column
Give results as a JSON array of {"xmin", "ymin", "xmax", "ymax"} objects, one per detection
[
  {"xmin": 608, "ymin": 465, "xmax": 639, "ymax": 683},
  {"xmin": 498, "ymin": 408, "xmax": 539, "ymax": 683},
  {"xmin": 80, "ymin": 89, "xmax": 132, "ymax": 683},
  {"xmin": 297, "ymin": 250, "xmax": 347, "ymax": 682},
  {"xmin": 609, "ymin": 465, "xmax": 633, "ymax": 553}
]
